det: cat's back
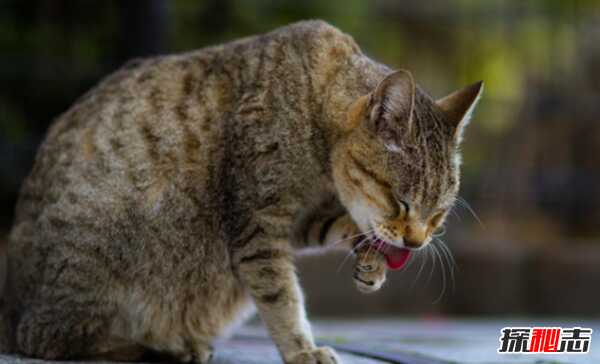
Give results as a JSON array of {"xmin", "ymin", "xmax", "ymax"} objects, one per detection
[
  {"xmin": 5, "ymin": 18, "xmax": 365, "ymax": 322},
  {"xmin": 14, "ymin": 20, "xmax": 359, "ymax": 220}
]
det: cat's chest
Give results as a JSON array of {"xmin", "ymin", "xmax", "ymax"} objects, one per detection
[{"xmin": 253, "ymin": 176, "xmax": 335, "ymax": 238}]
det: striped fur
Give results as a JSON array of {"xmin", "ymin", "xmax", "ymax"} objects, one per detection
[{"xmin": 1, "ymin": 20, "xmax": 481, "ymax": 363}]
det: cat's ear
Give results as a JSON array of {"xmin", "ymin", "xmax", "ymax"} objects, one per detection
[
  {"xmin": 367, "ymin": 70, "xmax": 416, "ymax": 152},
  {"xmin": 436, "ymin": 81, "xmax": 484, "ymax": 143}
]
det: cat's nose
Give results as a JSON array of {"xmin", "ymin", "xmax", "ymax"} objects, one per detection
[
  {"xmin": 404, "ymin": 238, "xmax": 425, "ymax": 248},
  {"xmin": 404, "ymin": 222, "xmax": 427, "ymax": 248}
]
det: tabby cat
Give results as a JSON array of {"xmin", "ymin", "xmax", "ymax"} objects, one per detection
[{"xmin": 0, "ymin": 20, "xmax": 482, "ymax": 364}]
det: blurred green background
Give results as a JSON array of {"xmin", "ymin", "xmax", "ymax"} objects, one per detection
[{"xmin": 1, "ymin": 0, "xmax": 599, "ymax": 317}]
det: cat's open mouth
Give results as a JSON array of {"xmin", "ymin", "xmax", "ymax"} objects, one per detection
[{"xmin": 369, "ymin": 238, "xmax": 412, "ymax": 270}]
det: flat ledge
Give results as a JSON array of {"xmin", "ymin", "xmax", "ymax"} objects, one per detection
[{"xmin": 2, "ymin": 319, "xmax": 598, "ymax": 364}]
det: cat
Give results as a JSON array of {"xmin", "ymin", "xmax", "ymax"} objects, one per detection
[{"xmin": 0, "ymin": 20, "xmax": 482, "ymax": 364}]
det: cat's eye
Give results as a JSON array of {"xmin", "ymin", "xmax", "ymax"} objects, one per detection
[
  {"xmin": 430, "ymin": 210, "xmax": 446, "ymax": 227},
  {"xmin": 398, "ymin": 200, "xmax": 410, "ymax": 219}
]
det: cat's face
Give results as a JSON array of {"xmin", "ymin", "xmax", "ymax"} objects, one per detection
[{"xmin": 332, "ymin": 70, "xmax": 482, "ymax": 269}]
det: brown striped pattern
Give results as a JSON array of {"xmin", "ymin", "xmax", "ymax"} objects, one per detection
[{"xmin": 4, "ymin": 20, "xmax": 479, "ymax": 364}]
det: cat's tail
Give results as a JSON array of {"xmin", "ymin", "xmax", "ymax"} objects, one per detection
[{"xmin": 0, "ymin": 239, "xmax": 12, "ymax": 352}]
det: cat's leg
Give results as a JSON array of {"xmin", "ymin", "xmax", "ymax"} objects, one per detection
[
  {"xmin": 295, "ymin": 209, "xmax": 361, "ymax": 252},
  {"xmin": 15, "ymin": 304, "xmax": 113, "ymax": 360},
  {"xmin": 296, "ymin": 210, "xmax": 388, "ymax": 293},
  {"xmin": 12, "ymin": 240, "xmax": 142, "ymax": 361},
  {"xmin": 293, "ymin": 194, "xmax": 361, "ymax": 253},
  {"xmin": 16, "ymin": 305, "xmax": 151, "ymax": 362},
  {"xmin": 319, "ymin": 216, "xmax": 387, "ymax": 293},
  {"xmin": 234, "ymin": 236, "xmax": 340, "ymax": 364},
  {"xmin": 352, "ymin": 243, "xmax": 387, "ymax": 293},
  {"xmin": 320, "ymin": 214, "xmax": 362, "ymax": 251},
  {"xmin": 85, "ymin": 341, "xmax": 147, "ymax": 362}
]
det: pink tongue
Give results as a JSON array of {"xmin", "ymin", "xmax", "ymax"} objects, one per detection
[{"xmin": 373, "ymin": 239, "xmax": 412, "ymax": 270}]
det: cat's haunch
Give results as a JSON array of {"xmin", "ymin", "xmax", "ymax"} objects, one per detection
[{"xmin": 0, "ymin": 20, "xmax": 481, "ymax": 364}]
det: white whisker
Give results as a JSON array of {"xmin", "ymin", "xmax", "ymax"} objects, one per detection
[
  {"xmin": 336, "ymin": 235, "xmax": 373, "ymax": 273},
  {"xmin": 424, "ymin": 244, "xmax": 436, "ymax": 287},
  {"xmin": 363, "ymin": 238, "xmax": 376, "ymax": 262},
  {"xmin": 398, "ymin": 248, "xmax": 418, "ymax": 272},
  {"xmin": 432, "ymin": 243, "xmax": 446, "ymax": 303},
  {"xmin": 449, "ymin": 206, "xmax": 462, "ymax": 221},
  {"xmin": 410, "ymin": 248, "xmax": 428, "ymax": 289},
  {"xmin": 435, "ymin": 238, "xmax": 456, "ymax": 292},
  {"xmin": 433, "ymin": 225, "xmax": 446, "ymax": 238},
  {"xmin": 329, "ymin": 228, "xmax": 375, "ymax": 247},
  {"xmin": 455, "ymin": 196, "xmax": 484, "ymax": 228}
]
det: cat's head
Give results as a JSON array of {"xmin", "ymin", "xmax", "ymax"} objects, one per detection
[{"xmin": 332, "ymin": 70, "xmax": 482, "ymax": 269}]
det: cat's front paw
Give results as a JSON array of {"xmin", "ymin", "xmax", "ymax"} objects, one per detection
[
  {"xmin": 286, "ymin": 346, "xmax": 341, "ymax": 364},
  {"xmin": 353, "ymin": 248, "xmax": 387, "ymax": 293}
]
